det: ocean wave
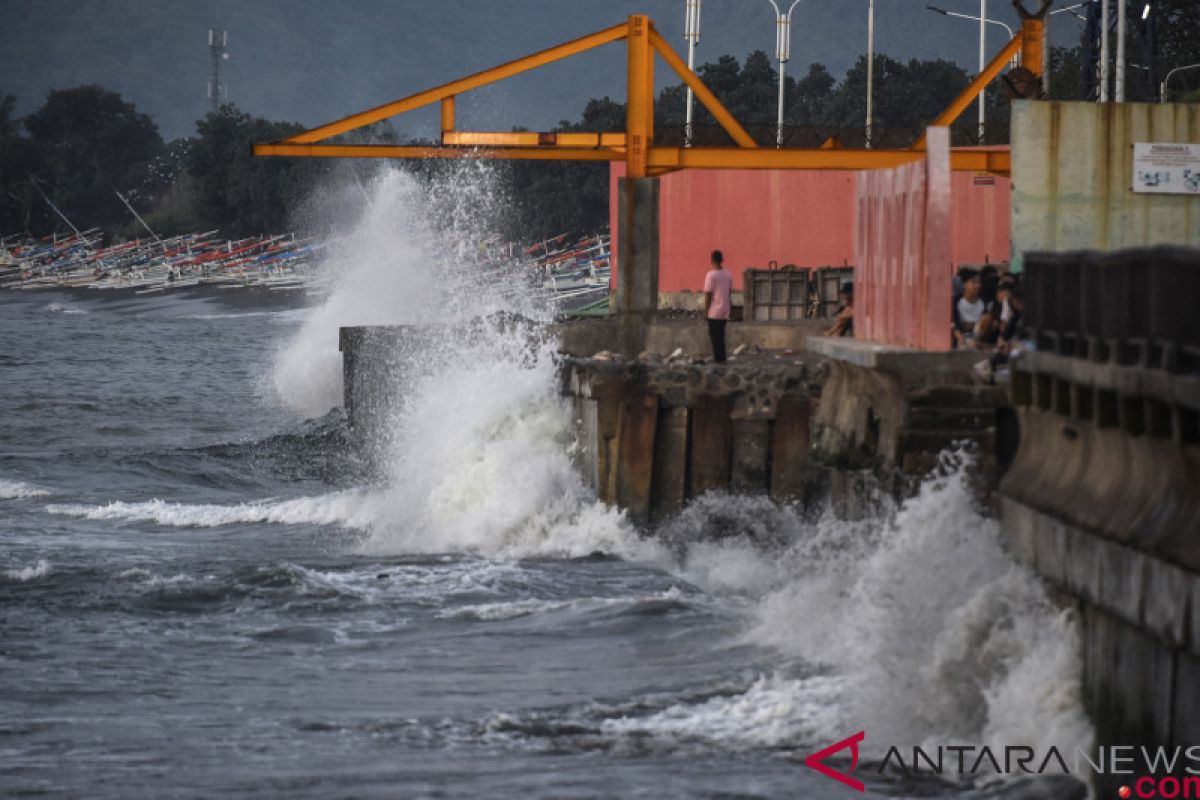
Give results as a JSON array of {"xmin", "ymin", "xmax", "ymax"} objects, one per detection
[
  {"xmin": 0, "ymin": 479, "xmax": 51, "ymax": 500},
  {"xmin": 665, "ymin": 454, "xmax": 1093, "ymax": 766},
  {"xmin": 3, "ymin": 560, "xmax": 51, "ymax": 582},
  {"xmin": 438, "ymin": 586, "xmax": 699, "ymax": 623},
  {"xmin": 45, "ymin": 490, "xmax": 375, "ymax": 529},
  {"xmin": 598, "ymin": 673, "xmax": 842, "ymax": 749}
]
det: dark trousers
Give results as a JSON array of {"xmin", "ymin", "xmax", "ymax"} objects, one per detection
[{"xmin": 708, "ymin": 318, "xmax": 727, "ymax": 363}]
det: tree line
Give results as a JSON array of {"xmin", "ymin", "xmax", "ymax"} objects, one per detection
[{"xmin": 2, "ymin": 28, "xmax": 1196, "ymax": 245}]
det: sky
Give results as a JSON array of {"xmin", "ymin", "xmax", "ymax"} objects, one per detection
[{"xmin": 0, "ymin": 0, "xmax": 1088, "ymax": 141}]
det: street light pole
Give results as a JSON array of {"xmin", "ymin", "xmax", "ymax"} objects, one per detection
[
  {"xmin": 866, "ymin": 0, "xmax": 875, "ymax": 148},
  {"xmin": 979, "ymin": 0, "xmax": 987, "ymax": 142},
  {"xmin": 1161, "ymin": 63, "xmax": 1200, "ymax": 102},
  {"xmin": 1100, "ymin": 0, "xmax": 1110, "ymax": 101},
  {"xmin": 766, "ymin": 0, "xmax": 803, "ymax": 148},
  {"xmin": 1116, "ymin": 0, "xmax": 1127, "ymax": 101},
  {"xmin": 684, "ymin": 0, "xmax": 701, "ymax": 147},
  {"xmin": 926, "ymin": 4, "xmax": 1018, "ymax": 140}
]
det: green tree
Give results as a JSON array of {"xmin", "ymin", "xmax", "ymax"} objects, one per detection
[
  {"xmin": 23, "ymin": 85, "xmax": 163, "ymax": 233},
  {"xmin": 0, "ymin": 93, "xmax": 51, "ymax": 234},
  {"xmin": 188, "ymin": 104, "xmax": 327, "ymax": 237}
]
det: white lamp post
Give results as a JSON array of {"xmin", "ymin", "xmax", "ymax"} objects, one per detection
[
  {"xmin": 765, "ymin": 0, "xmax": 803, "ymax": 148},
  {"xmin": 1116, "ymin": 0, "xmax": 1127, "ymax": 100},
  {"xmin": 866, "ymin": 0, "xmax": 875, "ymax": 148},
  {"xmin": 926, "ymin": 4, "xmax": 1016, "ymax": 142},
  {"xmin": 683, "ymin": 0, "xmax": 702, "ymax": 147},
  {"xmin": 1161, "ymin": 63, "xmax": 1200, "ymax": 102},
  {"xmin": 1100, "ymin": 0, "xmax": 1110, "ymax": 101}
]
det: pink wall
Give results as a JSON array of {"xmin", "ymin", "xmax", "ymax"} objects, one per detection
[
  {"xmin": 855, "ymin": 128, "xmax": 953, "ymax": 351},
  {"xmin": 608, "ymin": 158, "xmax": 1010, "ymax": 293}
]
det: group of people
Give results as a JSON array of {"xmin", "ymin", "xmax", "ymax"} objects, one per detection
[
  {"xmin": 951, "ymin": 264, "xmax": 1024, "ymax": 359},
  {"xmin": 700, "ymin": 251, "xmax": 1024, "ymax": 365}
]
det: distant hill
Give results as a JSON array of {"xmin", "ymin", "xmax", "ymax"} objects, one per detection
[{"xmin": 2, "ymin": 0, "xmax": 1069, "ymax": 141}]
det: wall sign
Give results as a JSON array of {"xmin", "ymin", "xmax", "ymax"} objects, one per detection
[{"xmin": 1132, "ymin": 142, "xmax": 1200, "ymax": 195}]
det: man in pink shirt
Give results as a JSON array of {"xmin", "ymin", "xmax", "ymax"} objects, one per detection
[{"xmin": 703, "ymin": 249, "xmax": 733, "ymax": 363}]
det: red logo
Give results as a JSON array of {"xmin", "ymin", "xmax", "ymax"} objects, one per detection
[{"xmin": 805, "ymin": 731, "xmax": 866, "ymax": 792}]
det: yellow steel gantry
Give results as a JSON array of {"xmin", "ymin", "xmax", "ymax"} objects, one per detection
[{"xmin": 254, "ymin": 6, "xmax": 1051, "ymax": 178}]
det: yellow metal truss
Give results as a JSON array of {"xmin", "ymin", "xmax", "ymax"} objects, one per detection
[{"xmin": 254, "ymin": 14, "xmax": 1046, "ymax": 177}]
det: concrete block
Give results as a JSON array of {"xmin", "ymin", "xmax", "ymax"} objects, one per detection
[
  {"xmin": 1096, "ymin": 536, "xmax": 1147, "ymax": 628},
  {"xmin": 592, "ymin": 382, "xmax": 625, "ymax": 506},
  {"xmin": 1083, "ymin": 606, "xmax": 1175, "ymax": 750},
  {"xmin": 1033, "ymin": 513, "xmax": 1070, "ymax": 588},
  {"xmin": 731, "ymin": 418, "xmax": 770, "ymax": 494},
  {"xmin": 770, "ymin": 396, "xmax": 810, "ymax": 501},
  {"xmin": 580, "ymin": 398, "xmax": 599, "ymax": 492},
  {"xmin": 650, "ymin": 406, "xmax": 689, "ymax": 518},
  {"xmin": 615, "ymin": 393, "xmax": 659, "ymax": 521},
  {"xmin": 690, "ymin": 395, "xmax": 732, "ymax": 496},
  {"xmin": 1063, "ymin": 525, "xmax": 1103, "ymax": 606},
  {"xmin": 1141, "ymin": 556, "xmax": 1192, "ymax": 649},
  {"xmin": 998, "ymin": 496, "xmax": 1038, "ymax": 566}
]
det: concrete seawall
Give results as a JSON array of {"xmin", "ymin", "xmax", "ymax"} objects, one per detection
[{"xmin": 1000, "ymin": 247, "xmax": 1200, "ymax": 795}]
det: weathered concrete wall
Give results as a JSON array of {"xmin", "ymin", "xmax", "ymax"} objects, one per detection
[
  {"xmin": 562, "ymin": 355, "xmax": 821, "ymax": 522},
  {"xmin": 1001, "ymin": 247, "xmax": 1200, "ymax": 796},
  {"xmin": 339, "ymin": 325, "xmax": 412, "ymax": 445},
  {"xmin": 613, "ymin": 177, "xmax": 659, "ymax": 356},
  {"xmin": 806, "ymin": 337, "xmax": 1011, "ymax": 505},
  {"xmin": 1012, "ymin": 101, "xmax": 1200, "ymax": 270}
]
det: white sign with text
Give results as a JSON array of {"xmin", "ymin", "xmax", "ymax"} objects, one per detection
[{"xmin": 1132, "ymin": 142, "xmax": 1200, "ymax": 195}]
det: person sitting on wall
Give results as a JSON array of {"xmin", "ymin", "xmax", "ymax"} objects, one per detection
[
  {"xmin": 704, "ymin": 249, "xmax": 733, "ymax": 363},
  {"xmin": 825, "ymin": 281, "xmax": 854, "ymax": 337},
  {"xmin": 996, "ymin": 274, "xmax": 1018, "ymax": 335},
  {"xmin": 997, "ymin": 283, "xmax": 1024, "ymax": 354},
  {"xmin": 952, "ymin": 267, "xmax": 988, "ymax": 348}
]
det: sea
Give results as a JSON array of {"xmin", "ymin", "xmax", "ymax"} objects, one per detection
[{"xmin": 1, "ymin": 167, "xmax": 1092, "ymax": 799}]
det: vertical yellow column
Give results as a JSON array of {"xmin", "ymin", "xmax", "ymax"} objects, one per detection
[
  {"xmin": 1021, "ymin": 18, "xmax": 1044, "ymax": 79},
  {"xmin": 440, "ymin": 97, "xmax": 455, "ymax": 134},
  {"xmin": 626, "ymin": 15, "xmax": 653, "ymax": 178}
]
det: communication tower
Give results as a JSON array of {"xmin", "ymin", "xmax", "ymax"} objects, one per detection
[{"xmin": 208, "ymin": 29, "xmax": 229, "ymax": 113}]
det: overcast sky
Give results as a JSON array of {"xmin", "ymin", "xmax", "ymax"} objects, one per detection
[{"xmin": 1, "ymin": 1, "xmax": 1086, "ymax": 140}]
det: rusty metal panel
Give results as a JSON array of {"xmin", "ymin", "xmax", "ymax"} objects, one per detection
[{"xmin": 1012, "ymin": 101, "xmax": 1200, "ymax": 267}]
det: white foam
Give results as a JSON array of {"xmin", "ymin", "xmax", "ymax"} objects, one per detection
[
  {"xmin": 601, "ymin": 674, "xmax": 843, "ymax": 748},
  {"xmin": 439, "ymin": 587, "xmax": 695, "ymax": 622},
  {"xmin": 44, "ymin": 302, "xmax": 87, "ymax": 315},
  {"xmin": 273, "ymin": 165, "xmax": 523, "ymax": 418},
  {"xmin": 45, "ymin": 489, "xmax": 374, "ymax": 529},
  {"xmin": 667, "ymin": 455, "xmax": 1092, "ymax": 764},
  {"xmin": 3, "ymin": 560, "xmax": 51, "ymax": 581},
  {"xmin": 0, "ymin": 479, "xmax": 51, "ymax": 500}
]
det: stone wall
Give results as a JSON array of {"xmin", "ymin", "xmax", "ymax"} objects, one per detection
[{"xmin": 560, "ymin": 354, "xmax": 822, "ymax": 522}]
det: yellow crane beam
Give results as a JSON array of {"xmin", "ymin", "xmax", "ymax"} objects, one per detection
[
  {"xmin": 282, "ymin": 21, "xmax": 628, "ymax": 145},
  {"xmin": 254, "ymin": 13, "xmax": 1036, "ymax": 177},
  {"xmin": 254, "ymin": 141, "xmax": 1010, "ymax": 174}
]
